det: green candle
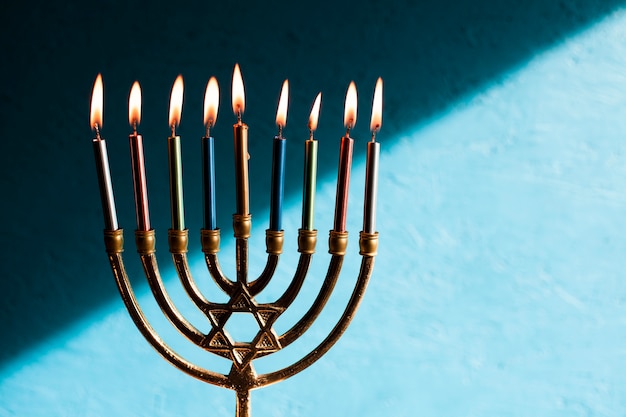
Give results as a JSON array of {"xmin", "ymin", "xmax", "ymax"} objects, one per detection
[
  {"xmin": 302, "ymin": 93, "xmax": 321, "ymax": 230},
  {"xmin": 168, "ymin": 75, "xmax": 185, "ymax": 230}
]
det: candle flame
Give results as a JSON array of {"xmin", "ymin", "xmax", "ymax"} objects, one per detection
[
  {"xmin": 90, "ymin": 74, "xmax": 103, "ymax": 130},
  {"xmin": 203, "ymin": 76, "xmax": 219, "ymax": 127},
  {"xmin": 344, "ymin": 81, "xmax": 357, "ymax": 130},
  {"xmin": 129, "ymin": 81, "xmax": 142, "ymax": 127},
  {"xmin": 275, "ymin": 80, "xmax": 289, "ymax": 128},
  {"xmin": 169, "ymin": 75, "xmax": 184, "ymax": 127},
  {"xmin": 370, "ymin": 77, "xmax": 383, "ymax": 133},
  {"xmin": 308, "ymin": 92, "xmax": 322, "ymax": 132},
  {"xmin": 232, "ymin": 63, "xmax": 245, "ymax": 116}
]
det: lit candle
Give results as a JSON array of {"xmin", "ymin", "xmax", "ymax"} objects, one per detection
[
  {"xmin": 333, "ymin": 82, "xmax": 357, "ymax": 232},
  {"xmin": 302, "ymin": 92, "xmax": 321, "ymax": 231},
  {"xmin": 128, "ymin": 81, "xmax": 151, "ymax": 231},
  {"xmin": 232, "ymin": 63, "xmax": 249, "ymax": 216},
  {"xmin": 269, "ymin": 80, "xmax": 289, "ymax": 231},
  {"xmin": 90, "ymin": 74, "xmax": 118, "ymax": 231},
  {"xmin": 203, "ymin": 76, "xmax": 219, "ymax": 230},
  {"xmin": 364, "ymin": 78, "xmax": 382, "ymax": 234},
  {"xmin": 168, "ymin": 75, "xmax": 185, "ymax": 231}
]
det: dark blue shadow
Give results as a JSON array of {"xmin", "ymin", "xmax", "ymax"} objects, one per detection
[{"xmin": 0, "ymin": 0, "xmax": 623, "ymax": 366}]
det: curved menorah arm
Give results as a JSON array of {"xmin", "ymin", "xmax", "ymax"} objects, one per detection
[
  {"xmin": 201, "ymin": 229, "xmax": 236, "ymax": 294},
  {"xmin": 272, "ymin": 253, "xmax": 312, "ymax": 308},
  {"xmin": 134, "ymin": 230, "xmax": 206, "ymax": 346},
  {"xmin": 169, "ymin": 229, "xmax": 213, "ymax": 311},
  {"xmin": 254, "ymin": 231, "xmax": 378, "ymax": 388},
  {"xmin": 276, "ymin": 230, "xmax": 347, "ymax": 348},
  {"xmin": 201, "ymin": 217, "xmax": 284, "ymax": 297},
  {"xmin": 103, "ymin": 229, "xmax": 230, "ymax": 389},
  {"xmin": 265, "ymin": 229, "xmax": 318, "ymax": 314},
  {"xmin": 248, "ymin": 229, "xmax": 283, "ymax": 295}
]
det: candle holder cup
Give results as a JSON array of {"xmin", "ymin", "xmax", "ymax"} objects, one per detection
[{"xmin": 101, "ymin": 153, "xmax": 378, "ymax": 417}]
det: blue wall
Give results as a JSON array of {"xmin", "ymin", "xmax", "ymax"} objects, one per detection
[{"xmin": 1, "ymin": 0, "xmax": 626, "ymax": 415}]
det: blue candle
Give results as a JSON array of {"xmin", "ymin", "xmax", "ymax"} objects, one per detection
[
  {"xmin": 270, "ymin": 136, "xmax": 286, "ymax": 230},
  {"xmin": 269, "ymin": 80, "xmax": 289, "ymax": 231},
  {"xmin": 203, "ymin": 77, "xmax": 219, "ymax": 230},
  {"xmin": 203, "ymin": 136, "xmax": 216, "ymax": 229}
]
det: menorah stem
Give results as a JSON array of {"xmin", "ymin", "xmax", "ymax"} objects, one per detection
[
  {"xmin": 236, "ymin": 389, "xmax": 251, "ymax": 417},
  {"xmin": 233, "ymin": 214, "xmax": 252, "ymax": 286},
  {"xmin": 236, "ymin": 237, "xmax": 249, "ymax": 285}
]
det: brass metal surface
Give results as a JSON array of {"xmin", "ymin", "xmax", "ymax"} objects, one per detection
[
  {"xmin": 233, "ymin": 214, "xmax": 252, "ymax": 238},
  {"xmin": 297, "ymin": 229, "xmax": 317, "ymax": 254},
  {"xmin": 265, "ymin": 229, "xmax": 284, "ymax": 254},
  {"xmin": 359, "ymin": 231, "xmax": 379, "ymax": 256},
  {"xmin": 104, "ymin": 214, "xmax": 377, "ymax": 416},
  {"xmin": 201, "ymin": 228, "xmax": 221, "ymax": 254},
  {"xmin": 328, "ymin": 230, "xmax": 349, "ymax": 255}
]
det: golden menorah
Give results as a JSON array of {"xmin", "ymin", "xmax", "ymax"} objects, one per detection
[{"xmin": 91, "ymin": 66, "xmax": 382, "ymax": 416}]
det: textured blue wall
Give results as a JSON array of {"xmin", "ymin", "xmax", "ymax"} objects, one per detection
[{"xmin": 2, "ymin": 0, "xmax": 626, "ymax": 415}]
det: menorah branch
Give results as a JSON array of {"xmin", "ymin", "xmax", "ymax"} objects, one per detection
[
  {"xmin": 136, "ymin": 230, "xmax": 205, "ymax": 345},
  {"xmin": 104, "ymin": 229, "xmax": 230, "ymax": 388},
  {"xmin": 256, "ymin": 250, "xmax": 376, "ymax": 387},
  {"xmin": 169, "ymin": 229, "xmax": 212, "ymax": 309}
]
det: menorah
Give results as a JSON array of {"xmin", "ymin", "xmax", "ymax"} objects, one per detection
[{"xmin": 91, "ymin": 66, "xmax": 382, "ymax": 416}]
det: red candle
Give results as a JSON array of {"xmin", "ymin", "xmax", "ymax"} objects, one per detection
[
  {"xmin": 333, "ymin": 82, "xmax": 357, "ymax": 232},
  {"xmin": 128, "ymin": 81, "xmax": 151, "ymax": 231}
]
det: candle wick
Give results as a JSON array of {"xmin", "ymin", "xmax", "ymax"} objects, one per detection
[
  {"xmin": 277, "ymin": 124, "xmax": 283, "ymax": 138},
  {"xmin": 205, "ymin": 123, "xmax": 211, "ymax": 139},
  {"xmin": 94, "ymin": 123, "xmax": 101, "ymax": 139},
  {"xmin": 237, "ymin": 109, "xmax": 242, "ymax": 123},
  {"xmin": 132, "ymin": 121, "xmax": 138, "ymax": 135},
  {"xmin": 371, "ymin": 129, "xmax": 378, "ymax": 142},
  {"xmin": 309, "ymin": 129, "xmax": 314, "ymax": 140},
  {"xmin": 346, "ymin": 119, "xmax": 354, "ymax": 137},
  {"xmin": 171, "ymin": 124, "xmax": 176, "ymax": 137}
]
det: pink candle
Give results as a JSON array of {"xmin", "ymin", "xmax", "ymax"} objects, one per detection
[{"xmin": 128, "ymin": 81, "xmax": 151, "ymax": 231}]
